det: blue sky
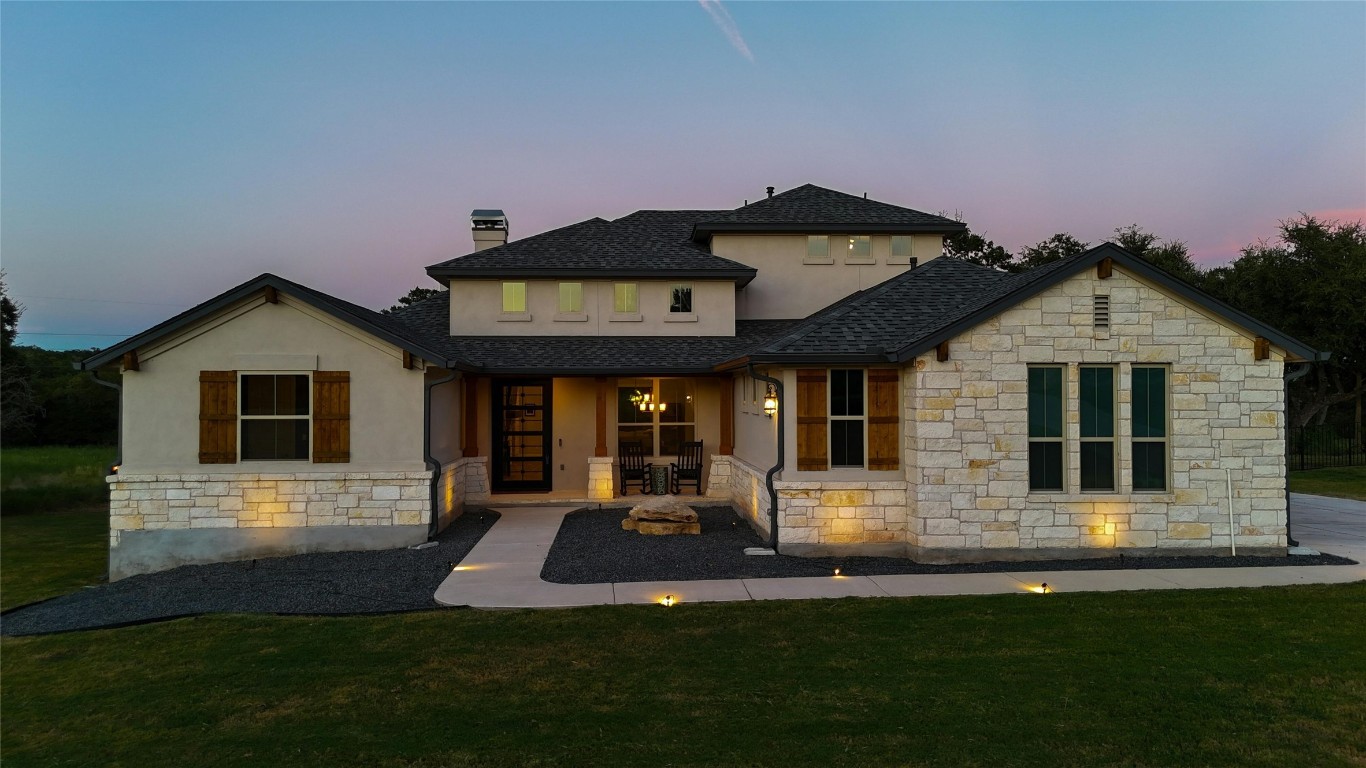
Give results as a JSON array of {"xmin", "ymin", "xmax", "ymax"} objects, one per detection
[{"xmin": 3, "ymin": 1, "xmax": 1363, "ymax": 350}]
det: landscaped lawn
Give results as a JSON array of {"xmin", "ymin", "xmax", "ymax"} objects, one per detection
[
  {"xmin": 1, "ymin": 446, "xmax": 115, "ymax": 610},
  {"xmin": 1290, "ymin": 466, "xmax": 1366, "ymax": 501},
  {"xmin": 3, "ymin": 584, "xmax": 1364, "ymax": 767}
]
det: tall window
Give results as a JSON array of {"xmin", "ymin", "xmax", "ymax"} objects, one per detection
[
  {"xmin": 240, "ymin": 374, "xmax": 309, "ymax": 460},
  {"xmin": 558, "ymin": 282, "xmax": 582, "ymax": 313},
  {"xmin": 1028, "ymin": 366, "xmax": 1064, "ymax": 491},
  {"xmin": 1132, "ymin": 366, "xmax": 1169, "ymax": 492},
  {"xmin": 891, "ymin": 235, "xmax": 914, "ymax": 262},
  {"xmin": 617, "ymin": 378, "xmax": 696, "ymax": 456},
  {"xmin": 669, "ymin": 284, "xmax": 693, "ymax": 314},
  {"xmin": 1079, "ymin": 366, "xmax": 1116, "ymax": 491},
  {"xmin": 830, "ymin": 369, "xmax": 865, "ymax": 468},
  {"xmin": 501, "ymin": 281, "xmax": 526, "ymax": 313},
  {"xmin": 614, "ymin": 283, "xmax": 637, "ymax": 314},
  {"xmin": 846, "ymin": 235, "xmax": 872, "ymax": 263},
  {"xmin": 805, "ymin": 235, "xmax": 831, "ymax": 264}
]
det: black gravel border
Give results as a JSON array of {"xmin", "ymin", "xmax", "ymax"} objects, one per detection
[
  {"xmin": 0, "ymin": 509, "xmax": 501, "ymax": 637},
  {"xmin": 541, "ymin": 506, "xmax": 1356, "ymax": 584}
]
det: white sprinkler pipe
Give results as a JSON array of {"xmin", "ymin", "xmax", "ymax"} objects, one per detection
[{"xmin": 1226, "ymin": 468, "xmax": 1237, "ymax": 556}]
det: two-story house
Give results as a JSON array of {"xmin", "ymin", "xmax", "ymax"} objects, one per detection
[{"xmin": 82, "ymin": 184, "xmax": 1321, "ymax": 579}]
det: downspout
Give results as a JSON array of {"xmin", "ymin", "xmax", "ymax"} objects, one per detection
[
  {"xmin": 424, "ymin": 366, "xmax": 460, "ymax": 539},
  {"xmin": 88, "ymin": 370, "xmax": 122, "ymax": 474},
  {"xmin": 1283, "ymin": 360, "xmax": 1316, "ymax": 548},
  {"xmin": 747, "ymin": 363, "xmax": 783, "ymax": 552}
]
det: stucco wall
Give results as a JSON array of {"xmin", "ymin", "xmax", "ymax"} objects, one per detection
[
  {"xmin": 733, "ymin": 371, "xmax": 779, "ymax": 470},
  {"xmin": 906, "ymin": 266, "xmax": 1288, "ymax": 558},
  {"xmin": 121, "ymin": 295, "xmax": 428, "ymax": 474},
  {"xmin": 713, "ymin": 233, "xmax": 943, "ymax": 320},
  {"xmin": 448, "ymin": 279, "xmax": 736, "ymax": 336}
]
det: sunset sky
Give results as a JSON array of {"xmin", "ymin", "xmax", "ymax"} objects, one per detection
[{"xmin": 3, "ymin": 2, "xmax": 1363, "ymax": 350}]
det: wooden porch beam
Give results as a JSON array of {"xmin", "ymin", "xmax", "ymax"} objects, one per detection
[
  {"xmin": 595, "ymin": 377, "xmax": 609, "ymax": 457},
  {"xmin": 719, "ymin": 376, "xmax": 734, "ymax": 455},
  {"xmin": 462, "ymin": 375, "xmax": 480, "ymax": 458}
]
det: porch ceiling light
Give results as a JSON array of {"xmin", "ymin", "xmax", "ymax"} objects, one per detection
[{"xmin": 763, "ymin": 384, "xmax": 778, "ymax": 418}]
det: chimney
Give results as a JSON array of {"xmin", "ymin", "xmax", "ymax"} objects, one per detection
[
  {"xmin": 766, "ymin": 186, "xmax": 774, "ymax": 198},
  {"xmin": 471, "ymin": 209, "xmax": 508, "ymax": 251}
]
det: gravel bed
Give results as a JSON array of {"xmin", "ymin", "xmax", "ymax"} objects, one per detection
[
  {"xmin": 541, "ymin": 506, "xmax": 1356, "ymax": 584},
  {"xmin": 0, "ymin": 509, "xmax": 501, "ymax": 636}
]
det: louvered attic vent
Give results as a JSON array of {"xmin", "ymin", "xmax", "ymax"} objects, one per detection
[{"xmin": 1093, "ymin": 295, "xmax": 1111, "ymax": 329}]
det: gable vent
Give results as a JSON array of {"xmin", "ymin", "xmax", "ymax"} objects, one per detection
[{"xmin": 1093, "ymin": 295, "xmax": 1111, "ymax": 329}]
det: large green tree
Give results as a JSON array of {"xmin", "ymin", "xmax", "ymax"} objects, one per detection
[
  {"xmin": 942, "ymin": 221, "xmax": 1019, "ymax": 272},
  {"xmin": 384, "ymin": 287, "xmax": 444, "ymax": 314},
  {"xmin": 1016, "ymin": 233, "xmax": 1090, "ymax": 270},
  {"xmin": 1111, "ymin": 224, "xmax": 1204, "ymax": 285},
  {"xmin": 1206, "ymin": 214, "xmax": 1366, "ymax": 431},
  {"xmin": 1, "ymin": 273, "xmax": 39, "ymax": 436}
]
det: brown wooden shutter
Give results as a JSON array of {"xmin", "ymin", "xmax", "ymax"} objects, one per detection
[
  {"xmin": 867, "ymin": 368, "xmax": 900, "ymax": 471},
  {"xmin": 312, "ymin": 371, "xmax": 350, "ymax": 463},
  {"xmin": 796, "ymin": 369, "xmax": 828, "ymax": 471},
  {"xmin": 199, "ymin": 371, "xmax": 237, "ymax": 464}
]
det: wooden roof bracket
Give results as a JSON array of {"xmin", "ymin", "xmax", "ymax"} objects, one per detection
[
  {"xmin": 936, "ymin": 341, "xmax": 950, "ymax": 362},
  {"xmin": 1097, "ymin": 257, "xmax": 1113, "ymax": 279}
]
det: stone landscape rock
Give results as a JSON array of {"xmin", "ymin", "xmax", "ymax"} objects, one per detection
[{"xmin": 622, "ymin": 495, "xmax": 701, "ymax": 535}]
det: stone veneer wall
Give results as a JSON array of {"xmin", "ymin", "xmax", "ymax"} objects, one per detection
[
  {"xmin": 588, "ymin": 457, "xmax": 614, "ymax": 500},
  {"xmin": 775, "ymin": 480, "xmax": 908, "ymax": 551},
  {"xmin": 908, "ymin": 267, "xmax": 1287, "ymax": 558},
  {"xmin": 707, "ymin": 455, "xmax": 770, "ymax": 539},
  {"xmin": 109, "ymin": 471, "xmax": 432, "ymax": 549},
  {"xmin": 435, "ymin": 456, "xmax": 491, "ymax": 529}
]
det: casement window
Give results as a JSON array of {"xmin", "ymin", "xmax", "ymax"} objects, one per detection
[
  {"xmin": 240, "ymin": 374, "xmax": 310, "ymax": 461},
  {"xmin": 669, "ymin": 284, "xmax": 693, "ymax": 314},
  {"xmin": 199, "ymin": 370, "xmax": 348, "ymax": 464},
  {"xmin": 829, "ymin": 370, "xmax": 866, "ymax": 467},
  {"xmin": 845, "ymin": 235, "xmax": 872, "ymax": 264},
  {"xmin": 1079, "ymin": 366, "xmax": 1117, "ymax": 492},
  {"xmin": 501, "ymin": 281, "xmax": 526, "ymax": 313},
  {"xmin": 617, "ymin": 378, "xmax": 696, "ymax": 456},
  {"xmin": 1028, "ymin": 366, "xmax": 1065, "ymax": 491},
  {"xmin": 613, "ymin": 282, "xmax": 638, "ymax": 314},
  {"xmin": 1131, "ymin": 366, "xmax": 1169, "ymax": 492},
  {"xmin": 558, "ymin": 282, "xmax": 583, "ymax": 314},
  {"xmin": 890, "ymin": 235, "xmax": 914, "ymax": 263},
  {"xmin": 805, "ymin": 235, "xmax": 832, "ymax": 264},
  {"xmin": 795, "ymin": 369, "xmax": 899, "ymax": 471}
]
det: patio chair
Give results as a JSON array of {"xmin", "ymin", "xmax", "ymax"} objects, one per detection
[
  {"xmin": 619, "ymin": 441, "xmax": 652, "ymax": 495},
  {"xmin": 670, "ymin": 440, "xmax": 704, "ymax": 495}
]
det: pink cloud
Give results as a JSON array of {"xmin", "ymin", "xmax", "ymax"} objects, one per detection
[
  {"xmin": 698, "ymin": 0, "xmax": 754, "ymax": 61},
  {"xmin": 1307, "ymin": 207, "xmax": 1366, "ymax": 224}
]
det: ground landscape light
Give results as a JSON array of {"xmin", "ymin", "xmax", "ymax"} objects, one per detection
[{"xmin": 661, "ymin": 594, "xmax": 676, "ymax": 607}]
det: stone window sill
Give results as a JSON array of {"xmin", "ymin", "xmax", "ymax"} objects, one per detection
[
  {"xmin": 498, "ymin": 312, "xmax": 532, "ymax": 322},
  {"xmin": 803, "ymin": 258, "xmax": 835, "ymax": 266},
  {"xmin": 554, "ymin": 312, "xmax": 588, "ymax": 322},
  {"xmin": 845, "ymin": 257, "xmax": 876, "ymax": 266},
  {"xmin": 1027, "ymin": 492, "xmax": 1176, "ymax": 503},
  {"xmin": 664, "ymin": 313, "xmax": 698, "ymax": 323},
  {"xmin": 609, "ymin": 312, "xmax": 642, "ymax": 323}
]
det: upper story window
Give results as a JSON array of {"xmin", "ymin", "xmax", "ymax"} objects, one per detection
[
  {"xmin": 240, "ymin": 374, "xmax": 310, "ymax": 461},
  {"xmin": 614, "ymin": 283, "xmax": 638, "ymax": 314},
  {"xmin": 805, "ymin": 235, "xmax": 833, "ymax": 265},
  {"xmin": 558, "ymin": 282, "xmax": 583, "ymax": 314},
  {"xmin": 846, "ymin": 235, "xmax": 872, "ymax": 264},
  {"xmin": 501, "ymin": 281, "xmax": 526, "ymax": 313},
  {"xmin": 669, "ymin": 284, "xmax": 693, "ymax": 314},
  {"xmin": 891, "ymin": 235, "xmax": 913, "ymax": 262},
  {"xmin": 829, "ymin": 369, "xmax": 865, "ymax": 468}
]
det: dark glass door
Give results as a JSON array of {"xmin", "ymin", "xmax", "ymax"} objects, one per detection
[{"xmin": 492, "ymin": 379, "xmax": 552, "ymax": 492}]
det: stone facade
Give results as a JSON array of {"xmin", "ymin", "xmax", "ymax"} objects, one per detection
[
  {"xmin": 905, "ymin": 267, "xmax": 1287, "ymax": 559},
  {"xmin": 588, "ymin": 457, "xmax": 614, "ymax": 500},
  {"xmin": 108, "ymin": 471, "xmax": 432, "ymax": 549},
  {"xmin": 707, "ymin": 455, "xmax": 771, "ymax": 538},
  {"xmin": 775, "ymin": 480, "xmax": 908, "ymax": 551}
]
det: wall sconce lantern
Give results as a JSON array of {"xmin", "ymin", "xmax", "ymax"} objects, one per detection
[{"xmin": 762, "ymin": 384, "xmax": 778, "ymax": 418}]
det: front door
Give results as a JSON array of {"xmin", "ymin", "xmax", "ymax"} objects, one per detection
[{"xmin": 492, "ymin": 379, "xmax": 552, "ymax": 493}]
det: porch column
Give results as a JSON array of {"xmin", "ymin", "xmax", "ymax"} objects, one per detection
[
  {"xmin": 719, "ymin": 376, "xmax": 734, "ymax": 455},
  {"xmin": 462, "ymin": 375, "xmax": 480, "ymax": 458},
  {"xmin": 595, "ymin": 376, "xmax": 609, "ymax": 457}
]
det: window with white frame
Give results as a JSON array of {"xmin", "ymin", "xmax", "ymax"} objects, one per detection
[
  {"xmin": 617, "ymin": 378, "xmax": 696, "ymax": 456},
  {"xmin": 558, "ymin": 282, "xmax": 583, "ymax": 314},
  {"xmin": 669, "ymin": 284, "xmax": 693, "ymax": 314},
  {"xmin": 1079, "ymin": 365, "xmax": 1116, "ymax": 492},
  {"xmin": 240, "ymin": 374, "xmax": 310, "ymax": 460},
  {"xmin": 829, "ymin": 369, "xmax": 865, "ymax": 467},
  {"xmin": 501, "ymin": 281, "xmax": 526, "ymax": 313},
  {"xmin": 845, "ymin": 235, "xmax": 872, "ymax": 263},
  {"xmin": 891, "ymin": 235, "xmax": 914, "ymax": 262},
  {"xmin": 614, "ymin": 282, "xmax": 638, "ymax": 314},
  {"xmin": 805, "ymin": 235, "xmax": 832, "ymax": 264}
]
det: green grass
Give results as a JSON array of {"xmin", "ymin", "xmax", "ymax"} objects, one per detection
[
  {"xmin": 4, "ymin": 584, "xmax": 1365, "ymax": 767},
  {"xmin": 1, "ymin": 446, "xmax": 115, "ymax": 609},
  {"xmin": 1290, "ymin": 466, "xmax": 1366, "ymax": 501}
]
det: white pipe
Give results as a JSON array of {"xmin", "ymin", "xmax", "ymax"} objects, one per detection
[{"xmin": 1226, "ymin": 468, "xmax": 1237, "ymax": 557}]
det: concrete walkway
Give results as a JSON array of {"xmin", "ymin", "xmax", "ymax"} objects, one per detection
[{"xmin": 434, "ymin": 499, "xmax": 1366, "ymax": 609}]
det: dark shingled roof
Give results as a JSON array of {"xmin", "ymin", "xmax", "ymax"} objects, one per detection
[
  {"xmin": 388, "ymin": 293, "xmax": 797, "ymax": 374},
  {"xmin": 614, "ymin": 209, "xmax": 730, "ymax": 245},
  {"xmin": 426, "ymin": 217, "xmax": 756, "ymax": 285},
  {"xmin": 691, "ymin": 184, "xmax": 966, "ymax": 240}
]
